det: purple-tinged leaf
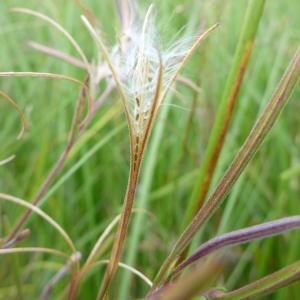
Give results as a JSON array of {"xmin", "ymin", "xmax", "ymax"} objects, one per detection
[
  {"xmin": 152, "ymin": 46, "xmax": 300, "ymax": 289},
  {"xmin": 173, "ymin": 216, "xmax": 300, "ymax": 277}
]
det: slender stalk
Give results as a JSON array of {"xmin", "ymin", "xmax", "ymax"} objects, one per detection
[
  {"xmin": 0, "ymin": 193, "xmax": 76, "ymax": 253},
  {"xmin": 182, "ymin": 0, "xmax": 266, "ymax": 228},
  {"xmin": 67, "ymin": 215, "xmax": 121, "ymax": 299},
  {"xmin": 68, "ymin": 208, "xmax": 152, "ymax": 299},
  {"xmin": 6, "ymin": 144, "xmax": 73, "ymax": 242},
  {"xmin": 0, "ymin": 155, "xmax": 16, "ymax": 166},
  {"xmin": 11, "ymin": 8, "xmax": 90, "ymax": 71},
  {"xmin": 172, "ymin": 216, "xmax": 300, "ymax": 278},
  {"xmin": 2, "ymin": 229, "xmax": 31, "ymax": 249},
  {"xmin": 5, "ymin": 75, "xmax": 99, "ymax": 243},
  {"xmin": 0, "ymin": 247, "xmax": 68, "ymax": 258},
  {"xmin": 0, "ymin": 72, "xmax": 83, "ymax": 85},
  {"xmin": 208, "ymin": 260, "xmax": 300, "ymax": 299},
  {"xmin": 115, "ymin": 0, "xmax": 132, "ymax": 34},
  {"xmin": 95, "ymin": 156, "xmax": 143, "ymax": 300},
  {"xmin": 151, "ymin": 46, "xmax": 300, "ymax": 289},
  {"xmin": 0, "ymin": 90, "xmax": 28, "ymax": 139},
  {"xmin": 118, "ymin": 94, "xmax": 173, "ymax": 299},
  {"xmin": 28, "ymin": 41, "xmax": 89, "ymax": 70},
  {"xmin": 93, "ymin": 260, "xmax": 153, "ymax": 288},
  {"xmin": 147, "ymin": 258, "xmax": 223, "ymax": 300},
  {"xmin": 41, "ymin": 252, "xmax": 81, "ymax": 300}
]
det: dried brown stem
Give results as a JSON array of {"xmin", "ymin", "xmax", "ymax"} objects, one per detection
[{"xmin": 95, "ymin": 58, "xmax": 163, "ymax": 300}]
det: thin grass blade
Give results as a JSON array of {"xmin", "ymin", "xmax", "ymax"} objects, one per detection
[
  {"xmin": 11, "ymin": 7, "xmax": 89, "ymax": 69},
  {"xmin": 28, "ymin": 41, "xmax": 88, "ymax": 69},
  {"xmin": 93, "ymin": 260, "xmax": 153, "ymax": 287},
  {"xmin": 0, "ymin": 247, "xmax": 67, "ymax": 258},
  {"xmin": 173, "ymin": 216, "xmax": 300, "ymax": 277},
  {"xmin": 95, "ymin": 61, "xmax": 164, "ymax": 300},
  {"xmin": 182, "ymin": 0, "xmax": 266, "ymax": 227},
  {"xmin": 152, "ymin": 46, "xmax": 300, "ymax": 289},
  {"xmin": 0, "ymin": 72, "xmax": 84, "ymax": 86},
  {"xmin": 147, "ymin": 258, "xmax": 223, "ymax": 300},
  {"xmin": 0, "ymin": 155, "xmax": 16, "ymax": 166},
  {"xmin": 161, "ymin": 23, "xmax": 218, "ymax": 103},
  {"xmin": 40, "ymin": 252, "xmax": 81, "ymax": 300},
  {"xmin": 0, "ymin": 90, "xmax": 28, "ymax": 139},
  {"xmin": 207, "ymin": 260, "xmax": 300, "ymax": 299},
  {"xmin": 0, "ymin": 193, "xmax": 76, "ymax": 253}
]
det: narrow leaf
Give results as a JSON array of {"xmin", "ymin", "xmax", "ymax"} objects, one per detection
[
  {"xmin": 0, "ymin": 193, "xmax": 76, "ymax": 253},
  {"xmin": 147, "ymin": 258, "xmax": 223, "ymax": 300},
  {"xmin": 0, "ymin": 72, "xmax": 83, "ymax": 86},
  {"xmin": 161, "ymin": 23, "xmax": 218, "ymax": 103},
  {"xmin": 152, "ymin": 46, "xmax": 300, "ymax": 288},
  {"xmin": 208, "ymin": 260, "xmax": 300, "ymax": 299},
  {"xmin": 0, "ymin": 247, "xmax": 67, "ymax": 258},
  {"xmin": 40, "ymin": 252, "xmax": 81, "ymax": 300},
  {"xmin": 0, "ymin": 90, "xmax": 28, "ymax": 139},
  {"xmin": 0, "ymin": 155, "xmax": 16, "ymax": 166},
  {"xmin": 173, "ymin": 216, "xmax": 300, "ymax": 277},
  {"xmin": 11, "ymin": 7, "xmax": 90, "ymax": 69},
  {"xmin": 68, "ymin": 75, "xmax": 90, "ymax": 143},
  {"xmin": 93, "ymin": 260, "xmax": 153, "ymax": 287},
  {"xmin": 28, "ymin": 41, "xmax": 88, "ymax": 69},
  {"xmin": 182, "ymin": 0, "xmax": 266, "ymax": 226}
]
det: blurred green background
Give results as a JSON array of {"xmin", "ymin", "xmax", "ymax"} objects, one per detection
[{"xmin": 0, "ymin": 0, "xmax": 299, "ymax": 299}]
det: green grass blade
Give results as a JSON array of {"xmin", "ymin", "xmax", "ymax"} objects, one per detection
[
  {"xmin": 182, "ymin": 0, "xmax": 266, "ymax": 228},
  {"xmin": 38, "ymin": 124, "xmax": 126, "ymax": 209},
  {"xmin": 152, "ymin": 46, "xmax": 300, "ymax": 288},
  {"xmin": 209, "ymin": 260, "xmax": 300, "ymax": 300}
]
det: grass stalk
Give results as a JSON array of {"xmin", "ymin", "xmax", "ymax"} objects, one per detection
[
  {"xmin": 5, "ymin": 76, "xmax": 90, "ymax": 242},
  {"xmin": 11, "ymin": 7, "xmax": 90, "ymax": 71},
  {"xmin": 208, "ymin": 260, "xmax": 300, "ymax": 299},
  {"xmin": 0, "ymin": 193, "xmax": 76, "ymax": 253},
  {"xmin": 0, "ymin": 90, "xmax": 28, "ymax": 139},
  {"xmin": 0, "ymin": 247, "xmax": 68, "ymax": 258},
  {"xmin": 182, "ymin": 0, "xmax": 266, "ymax": 228},
  {"xmin": 95, "ymin": 47, "xmax": 164, "ymax": 299},
  {"xmin": 152, "ymin": 46, "xmax": 300, "ymax": 289},
  {"xmin": 95, "ymin": 157, "xmax": 142, "ymax": 300},
  {"xmin": 118, "ymin": 93, "xmax": 172, "ymax": 299}
]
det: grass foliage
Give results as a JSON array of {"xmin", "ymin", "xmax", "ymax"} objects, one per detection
[{"xmin": 0, "ymin": 0, "xmax": 299, "ymax": 299}]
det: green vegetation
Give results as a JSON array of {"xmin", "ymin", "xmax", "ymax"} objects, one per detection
[{"xmin": 0, "ymin": 0, "xmax": 299, "ymax": 299}]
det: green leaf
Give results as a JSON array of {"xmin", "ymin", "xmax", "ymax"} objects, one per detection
[
  {"xmin": 182, "ymin": 0, "xmax": 266, "ymax": 228},
  {"xmin": 208, "ymin": 260, "xmax": 300, "ymax": 299},
  {"xmin": 152, "ymin": 45, "xmax": 300, "ymax": 289}
]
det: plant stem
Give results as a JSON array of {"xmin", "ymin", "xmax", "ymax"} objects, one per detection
[
  {"xmin": 118, "ymin": 94, "xmax": 172, "ymax": 300},
  {"xmin": 208, "ymin": 260, "xmax": 300, "ymax": 299},
  {"xmin": 96, "ymin": 52, "xmax": 163, "ymax": 300},
  {"xmin": 5, "ymin": 79, "xmax": 112, "ymax": 244},
  {"xmin": 182, "ymin": 0, "xmax": 266, "ymax": 228},
  {"xmin": 151, "ymin": 46, "xmax": 300, "ymax": 290},
  {"xmin": 6, "ymin": 143, "xmax": 73, "ymax": 242},
  {"xmin": 96, "ymin": 153, "xmax": 143, "ymax": 300}
]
